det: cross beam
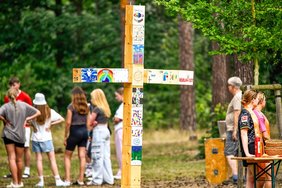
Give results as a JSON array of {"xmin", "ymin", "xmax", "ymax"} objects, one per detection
[{"xmin": 72, "ymin": 5, "xmax": 194, "ymax": 188}]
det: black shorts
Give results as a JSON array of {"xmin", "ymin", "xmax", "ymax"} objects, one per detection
[
  {"xmin": 66, "ymin": 124, "xmax": 88, "ymax": 151},
  {"xmin": 242, "ymin": 142, "xmax": 255, "ymax": 167},
  {"xmin": 3, "ymin": 137, "xmax": 25, "ymax": 148}
]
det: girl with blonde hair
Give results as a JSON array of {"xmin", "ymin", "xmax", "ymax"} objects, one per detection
[
  {"xmin": 31, "ymin": 93, "xmax": 65, "ymax": 187},
  {"xmin": 87, "ymin": 89, "xmax": 114, "ymax": 186},
  {"xmin": 0, "ymin": 88, "xmax": 40, "ymax": 188},
  {"xmin": 253, "ymin": 92, "xmax": 271, "ymax": 188},
  {"xmin": 64, "ymin": 86, "xmax": 89, "ymax": 186}
]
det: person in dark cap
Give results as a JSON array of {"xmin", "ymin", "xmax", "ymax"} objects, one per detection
[{"xmin": 224, "ymin": 76, "xmax": 242, "ymax": 184}]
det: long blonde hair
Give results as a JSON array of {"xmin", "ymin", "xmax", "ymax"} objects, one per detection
[
  {"xmin": 91, "ymin": 89, "xmax": 111, "ymax": 118},
  {"xmin": 7, "ymin": 88, "xmax": 18, "ymax": 111},
  {"xmin": 34, "ymin": 104, "xmax": 51, "ymax": 125},
  {"xmin": 71, "ymin": 86, "xmax": 89, "ymax": 115}
]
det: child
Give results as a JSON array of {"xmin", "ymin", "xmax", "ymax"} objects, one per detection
[
  {"xmin": 64, "ymin": 86, "xmax": 89, "ymax": 186},
  {"xmin": 87, "ymin": 89, "xmax": 114, "ymax": 186},
  {"xmin": 31, "ymin": 93, "xmax": 65, "ymax": 187},
  {"xmin": 0, "ymin": 88, "xmax": 40, "ymax": 188},
  {"xmin": 113, "ymin": 87, "xmax": 124, "ymax": 180}
]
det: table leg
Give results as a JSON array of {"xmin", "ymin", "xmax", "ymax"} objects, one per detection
[
  {"xmin": 271, "ymin": 162, "xmax": 275, "ymax": 188},
  {"xmin": 254, "ymin": 164, "xmax": 257, "ymax": 188}
]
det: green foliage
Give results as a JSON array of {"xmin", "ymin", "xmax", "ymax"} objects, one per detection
[
  {"xmin": 196, "ymin": 103, "xmax": 227, "ymax": 159},
  {"xmin": 155, "ymin": 0, "xmax": 282, "ymax": 64}
]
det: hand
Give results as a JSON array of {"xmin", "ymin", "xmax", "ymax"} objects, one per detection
[
  {"xmin": 45, "ymin": 127, "xmax": 50, "ymax": 132},
  {"xmin": 3, "ymin": 119, "xmax": 12, "ymax": 126},
  {"xmin": 64, "ymin": 138, "xmax": 67, "ymax": 146},
  {"xmin": 232, "ymin": 130, "xmax": 238, "ymax": 141},
  {"xmin": 91, "ymin": 121, "xmax": 98, "ymax": 127},
  {"xmin": 33, "ymin": 127, "xmax": 38, "ymax": 133},
  {"xmin": 246, "ymin": 153, "xmax": 255, "ymax": 157}
]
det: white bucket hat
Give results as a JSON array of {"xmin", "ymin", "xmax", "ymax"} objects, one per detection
[{"xmin": 33, "ymin": 93, "xmax": 47, "ymax": 105}]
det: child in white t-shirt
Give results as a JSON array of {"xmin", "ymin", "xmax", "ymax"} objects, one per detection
[
  {"xmin": 113, "ymin": 87, "xmax": 124, "ymax": 180},
  {"xmin": 31, "ymin": 93, "xmax": 66, "ymax": 187}
]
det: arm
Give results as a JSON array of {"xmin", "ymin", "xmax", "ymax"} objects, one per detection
[
  {"xmin": 26, "ymin": 109, "xmax": 41, "ymax": 122},
  {"xmin": 240, "ymin": 129, "xmax": 254, "ymax": 157},
  {"xmin": 232, "ymin": 110, "xmax": 240, "ymax": 140},
  {"xmin": 64, "ymin": 109, "xmax": 72, "ymax": 145},
  {"xmin": 0, "ymin": 115, "xmax": 8, "ymax": 125},
  {"xmin": 50, "ymin": 117, "xmax": 65, "ymax": 127},
  {"xmin": 113, "ymin": 117, "xmax": 122, "ymax": 125},
  {"xmin": 87, "ymin": 112, "xmax": 97, "ymax": 131}
]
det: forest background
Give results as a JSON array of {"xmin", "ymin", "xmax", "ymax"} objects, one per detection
[{"xmin": 0, "ymin": 0, "xmax": 281, "ymax": 137}]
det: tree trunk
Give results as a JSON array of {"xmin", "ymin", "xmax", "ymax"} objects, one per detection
[
  {"xmin": 211, "ymin": 42, "xmax": 229, "ymax": 108},
  {"xmin": 179, "ymin": 18, "xmax": 196, "ymax": 131},
  {"xmin": 233, "ymin": 54, "xmax": 254, "ymax": 85},
  {"xmin": 120, "ymin": 0, "xmax": 135, "ymax": 67}
]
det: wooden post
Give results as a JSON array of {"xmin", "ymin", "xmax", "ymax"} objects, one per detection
[
  {"xmin": 72, "ymin": 5, "xmax": 194, "ymax": 188},
  {"xmin": 122, "ymin": 5, "xmax": 143, "ymax": 188},
  {"xmin": 274, "ymin": 89, "xmax": 282, "ymax": 138}
]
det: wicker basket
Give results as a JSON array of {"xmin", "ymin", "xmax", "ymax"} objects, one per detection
[
  {"xmin": 265, "ymin": 139, "xmax": 282, "ymax": 147},
  {"xmin": 265, "ymin": 146, "xmax": 282, "ymax": 156}
]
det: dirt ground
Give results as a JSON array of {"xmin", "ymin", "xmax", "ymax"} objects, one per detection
[{"xmin": 140, "ymin": 175, "xmax": 282, "ymax": 188}]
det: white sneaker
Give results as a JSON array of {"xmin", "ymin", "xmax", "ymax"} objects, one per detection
[
  {"xmin": 64, "ymin": 181, "xmax": 71, "ymax": 187},
  {"xmin": 6, "ymin": 182, "xmax": 22, "ymax": 188},
  {"xmin": 56, "ymin": 179, "xmax": 66, "ymax": 187},
  {"xmin": 86, "ymin": 181, "xmax": 100, "ymax": 186},
  {"xmin": 35, "ymin": 181, "xmax": 44, "ymax": 187},
  {"xmin": 18, "ymin": 182, "xmax": 24, "ymax": 188},
  {"xmin": 113, "ymin": 175, "xmax": 121, "ymax": 180}
]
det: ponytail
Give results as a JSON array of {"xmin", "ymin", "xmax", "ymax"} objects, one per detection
[{"xmin": 7, "ymin": 88, "xmax": 18, "ymax": 111}]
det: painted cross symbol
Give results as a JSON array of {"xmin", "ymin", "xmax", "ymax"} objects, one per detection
[{"xmin": 72, "ymin": 5, "xmax": 194, "ymax": 188}]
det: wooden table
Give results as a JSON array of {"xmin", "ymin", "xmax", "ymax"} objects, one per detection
[{"xmin": 232, "ymin": 156, "xmax": 282, "ymax": 188}]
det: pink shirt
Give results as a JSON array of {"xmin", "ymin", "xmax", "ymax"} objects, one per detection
[{"xmin": 253, "ymin": 109, "xmax": 266, "ymax": 133}]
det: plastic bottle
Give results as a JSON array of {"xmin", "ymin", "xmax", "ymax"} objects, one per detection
[{"xmin": 255, "ymin": 136, "xmax": 261, "ymax": 157}]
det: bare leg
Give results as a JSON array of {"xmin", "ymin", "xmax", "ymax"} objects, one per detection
[
  {"xmin": 77, "ymin": 147, "xmax": 86, "ymax": 182},
  {"xmin": 246, "ymin": 165, "xmax": 254, "ymax": 188},
  {"xmin": 47, "ymin": 151, "xmax": 60, "ymax": 176},
  {"xmin": 5, "ymin": 144, "xmax": 18, "ymax": 184},
  {"xmin": 226, "ymin": 155, "xmax": 238, "ymax": 177},
  {"xmin": 24, "ymin": 147, "xmax": 31, "ymax": 169},
  {"xmin": 15, "ymin": 146, "xmax": 25, "ymax": 184},
  {"xmin": 36, "ymin": 152, "xmax": 43, "ymax": 177},
  {"xmin": 64, "ymin": 150, "xmax": 73, "ymax": 182}
]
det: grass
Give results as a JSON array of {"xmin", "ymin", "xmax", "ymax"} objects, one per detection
[
  {"xmin": 0, "ymin": 124, "xmax": 207, "ymax": 187},
  {"xmin": 1, "ymin": 123, "xmax": 282, "ymax": 187}
]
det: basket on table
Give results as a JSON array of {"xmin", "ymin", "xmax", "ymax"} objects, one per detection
[{"xmin": 264, "ymin": 139, "xmax": 282, "ymax": 156}]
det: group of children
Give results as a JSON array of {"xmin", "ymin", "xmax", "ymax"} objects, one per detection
[{"xmin": 0, "ymin": 77, "xmax": 124, "ymax": 187}]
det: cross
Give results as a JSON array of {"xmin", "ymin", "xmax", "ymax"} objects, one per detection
[{"xmin": 72, "ymin": 5, "xmax": 194, "ymax": 188}]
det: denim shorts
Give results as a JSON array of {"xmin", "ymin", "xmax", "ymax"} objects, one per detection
[
  {"xmin": 32, "ymin": 140, "xmax": 54, "ymax": 153},
  {"xmin": 224, "ymin": 131, "xmax": 238, "ymax": 156}
]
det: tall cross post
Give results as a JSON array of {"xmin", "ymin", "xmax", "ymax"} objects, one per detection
[{"xmin": 72, "ymin": 5, "xmax": 194, "ymax": 188}]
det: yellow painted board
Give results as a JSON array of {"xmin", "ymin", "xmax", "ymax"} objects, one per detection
[
  {"xmin": 205, "ymin": 138, "xmax": 230, "ymax": 184},
  {"xmin": 73, "ymin": 68, "xmax": 81, "ymax": 83}
]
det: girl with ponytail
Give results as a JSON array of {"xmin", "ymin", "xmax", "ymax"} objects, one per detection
[{"xmin": 0, "ymin": 88, "xmax": 40, "ymax": 188}]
